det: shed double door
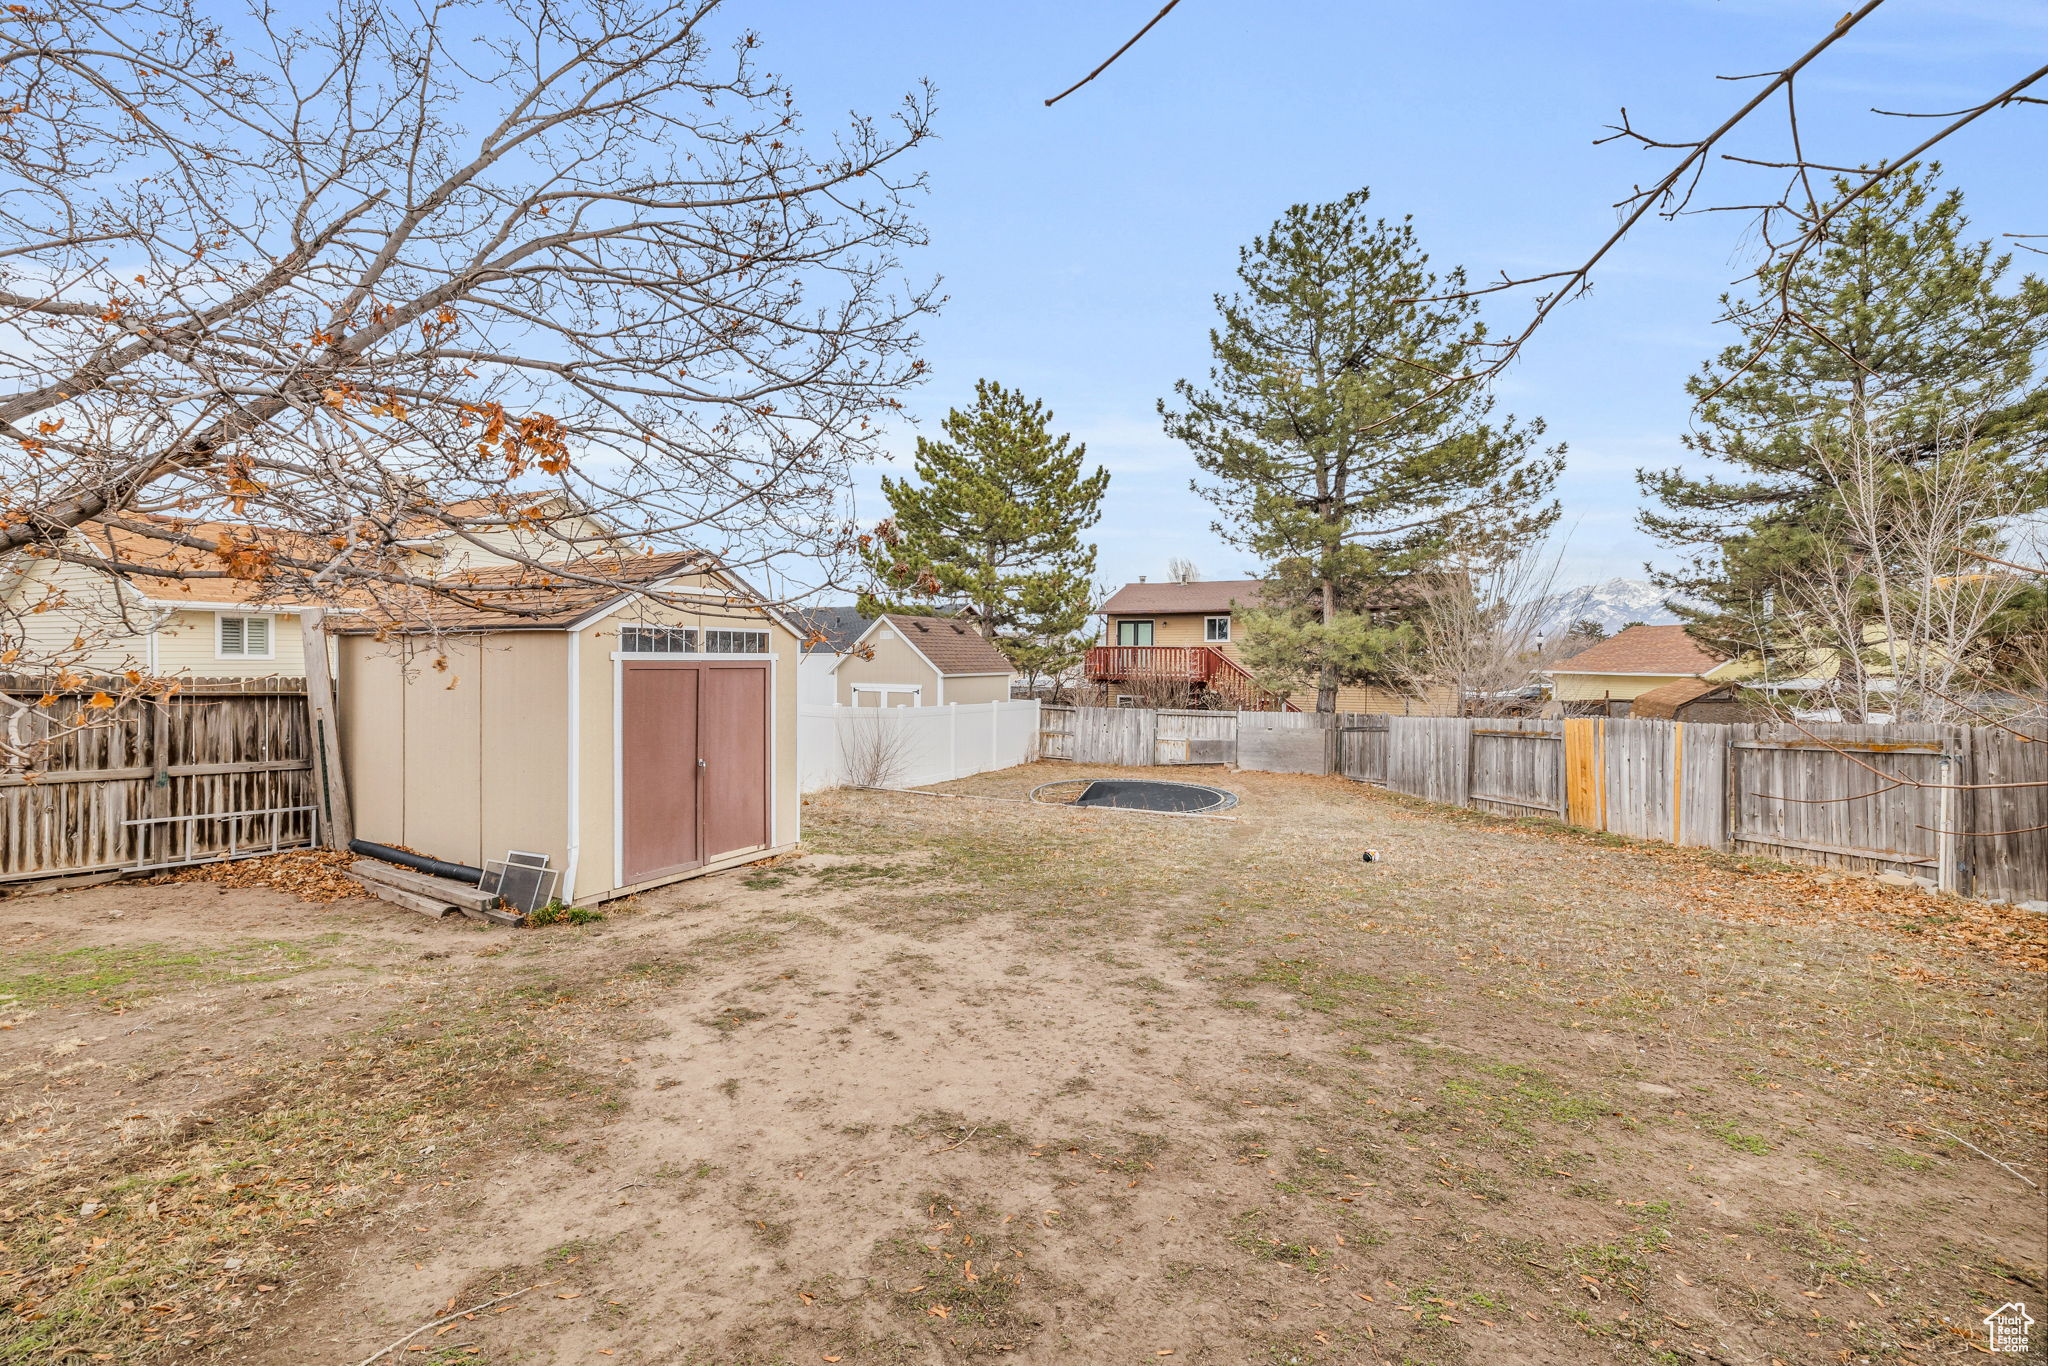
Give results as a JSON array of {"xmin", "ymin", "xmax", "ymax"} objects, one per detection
[{"xmin": 620, "ymin": 661, "xmax": 771, "ymax": 885}]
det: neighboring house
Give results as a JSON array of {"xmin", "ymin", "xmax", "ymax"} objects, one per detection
[
  {"xmin": 1546, "ymin": 624, "xmax": 1743, "ymax": 712},
  {"xmin": 0, "ymin": 496, "xmax": 621, "ymax": 682},
  {"xmin": 334, "ymin": 549, "xmax": 802, "ymax": 903},
  {"xmin": 829, "ymin": 613, "xmax": 1015, "ymax": 707},
  {"xmin": 1089, "ymin": 577, "xmax": 1453, "ymax": 714},
  {"xmin": 790, "ymin": 604, "xmax": 872, "ymax": 706},
  {"xmin": 1, "ymin": 520, "xmax": 331, "ymax": 680}
]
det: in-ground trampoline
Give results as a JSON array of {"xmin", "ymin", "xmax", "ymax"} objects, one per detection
[{"xmin": 1029, "ymin": 777, "xmax": 1239, "ymax": 815}]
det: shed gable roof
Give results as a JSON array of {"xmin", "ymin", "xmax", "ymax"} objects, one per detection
[{"xmin": 868, "ymin": 613, "xmax": 1013, "ymax": 676}]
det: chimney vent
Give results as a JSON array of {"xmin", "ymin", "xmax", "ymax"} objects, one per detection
[{"xmin": 1138, "ymin": 575, "xmax": 1147, "ymax": 583}]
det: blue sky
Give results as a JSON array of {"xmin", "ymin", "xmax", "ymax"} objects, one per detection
[{"xmin": 750, "ymin": 0, "xmax": 2043, "ymax": 593}]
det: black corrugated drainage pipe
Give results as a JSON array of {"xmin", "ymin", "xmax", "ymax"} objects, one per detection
[{"xmin": 349, "ymin": 839, "xmax": 485, "ymax": 885}]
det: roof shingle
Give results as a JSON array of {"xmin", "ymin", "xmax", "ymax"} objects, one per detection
[
  {"xmin": 878, "ymin": 613, "xmax": 1012, "ymax": 675},
  {"xmin": 1550, "ymin": 624, "xmax": 1725, "ymax": 677}
]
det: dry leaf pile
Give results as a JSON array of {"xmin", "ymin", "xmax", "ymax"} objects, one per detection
[
  {"xmin": 1672, "ymin": 864, "xmax": 2048, "ymax": 974},
  {"xmin": 147, "ymin": 847, "xmax": 367, "ymax": 903}
]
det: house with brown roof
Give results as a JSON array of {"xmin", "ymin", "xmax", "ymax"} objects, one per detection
[
  {"xmin": 827, "ymin": 613, "xmax": 1016, "ymax": 707},
  {"xmin": 1089, "ymin": 576, "xmax": 1454, "ymax": 714},
  {"xmin": 0, "ymin": 496, "xmax": 625, "ymax": 682},
  {"xmin": 1544, "ymin": 624, "xmax": 1745, "ymax": 711},
  {"xmin": 0, "ymin": 519, "xmax": 342, "ymax": 681}
]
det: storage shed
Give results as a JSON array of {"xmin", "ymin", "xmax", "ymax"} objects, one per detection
[
  {"xmin": 830, "ymin": 612, "xmax": 1015, "ymax": 707},
  {"xmin": 333, "ymin": 553, "xmax": 799, "ymax": 905}
]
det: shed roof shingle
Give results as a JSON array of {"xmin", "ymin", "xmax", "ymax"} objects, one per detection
[
  {"xmin": 1550, "ymin": 624, "xmax": 1725, "ymax": 677},
  {"xmin": 331, "ymin": 550, "xmax": 717, "ymax": 633},
  {"xmin": 879, "ymin": 613, "xmax": 1012, "ymax": 675}
]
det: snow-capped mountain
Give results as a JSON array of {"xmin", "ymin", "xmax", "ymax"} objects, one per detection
[{"xmin": 1535, "ymin": 578, "xmax": 1684, "ymax": 637}]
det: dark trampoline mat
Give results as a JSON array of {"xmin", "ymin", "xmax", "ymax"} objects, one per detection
[{"xmin": 1070, "ymin": 779, "xmax": 1238, "ymax": 814}]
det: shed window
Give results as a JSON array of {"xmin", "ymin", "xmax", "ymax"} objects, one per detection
[
  {"xmin": 1116, "ymin": 620, "xmax": 1154, "ymax": 647},
  {"xmin": 216, "ymin": 613, "xmax": 273, "ymax": 658},
  {"xmin": 1204, "ymin": 616, "xmax": 1230, "ymax": 643},
  {"xmin": 621, "ymin": 625, "xmax": 696, "ymax": 653},
  {"xmin": 704, "ymin": 629, "xmax": 768, "ymax": 654}
]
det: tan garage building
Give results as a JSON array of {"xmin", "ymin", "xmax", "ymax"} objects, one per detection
[
  {"xmin": 334, "ymin": 553, "xmax": 799, "ymax": 905},
  {"xmin": 829, "ymin": 613, "xmax": 1015, "ymax": 707}
]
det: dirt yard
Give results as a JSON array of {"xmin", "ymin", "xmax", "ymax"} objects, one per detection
[{"xmin": 3, "ymin": 764, "xmax": 2044, "ymax": 1366}]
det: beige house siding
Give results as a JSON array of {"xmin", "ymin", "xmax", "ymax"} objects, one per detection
[
  {"xmin": 2, "ymin": 557, "xmax": 321, "ymax": 679},
  {"xmin": 151, "ymin": 607, "xmax": 313, "ymax": 678},
  {"xmin": 833, "ymin": 631, "xmax": 939, "ymax": 705},
  {"xmin": 1552, "ymin": 671, "xmax": 1694, "ymax": 704},
  {"xmin": 940, "ymin": 673, "xmax": 1013, "ymax": 705}
]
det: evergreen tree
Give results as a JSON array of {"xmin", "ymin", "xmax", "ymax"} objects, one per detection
[
  {"xmin": 860, "ymin": 380, "xmax": 1110, "ymax": 688},
  {"xmin": 1638, "ymin": 164, "xmax": 2048, "ymax": 660},
  {"xmin": 1161, "ymin": 188, "xmax": 1562, "ymax": 711}
]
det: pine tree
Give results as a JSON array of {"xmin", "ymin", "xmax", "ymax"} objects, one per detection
[
  {"xmin": 1638, "ymin": 164, "xmax": 2048, "ymax": 660},
  {"xmin": 860, "ymin": 381, "xmax": 1110, "ymax": 689},
  {"xmin": 1161, "ymin": 188, "xmax": 1562, "ymax": 711}
]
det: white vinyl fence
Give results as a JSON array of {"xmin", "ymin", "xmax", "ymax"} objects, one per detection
[{"xmin": 798, "ymin": 699, "xmax": 1041, "ymax": 793}]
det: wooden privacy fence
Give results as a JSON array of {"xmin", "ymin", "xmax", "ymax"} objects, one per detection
[
  {"xmin": 1042, "ymin": 704, "xmax": 2048, "ymax": 905},
  {"xmin": 0, "ymin": 676, "xmax": 320, "ymax": 882}
]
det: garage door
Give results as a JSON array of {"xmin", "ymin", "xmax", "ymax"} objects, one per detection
[{"xmin": 619, "ymin": 661, "xmax": 771, "ymax": 885}]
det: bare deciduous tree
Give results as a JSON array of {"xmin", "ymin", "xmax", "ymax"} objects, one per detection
[
  {"xmin": 1392, "ymin": 540, "xmax": 1575, "ymax": 717},
  {"xmin": 1779, "ymin": 413, "xmax": 2043, "ymax": 726},
  {"xmin": 0, "ymin": 0, "xmax": 935, "ymax": 636}
]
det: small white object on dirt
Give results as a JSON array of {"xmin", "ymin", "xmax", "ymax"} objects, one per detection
[{"xmin": 1361, "ymin": 850, "xmax": 1381, "ymax": 863}]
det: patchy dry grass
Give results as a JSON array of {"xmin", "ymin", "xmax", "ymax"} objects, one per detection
[{"xmin": 3, "ymin": 764, "xmax": 2041, "ymax": 1365}]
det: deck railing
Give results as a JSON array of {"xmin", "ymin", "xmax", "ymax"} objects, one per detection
[{"xmin": 1083, "ymin": 645, "xmax": 1295, "ymax": 711}]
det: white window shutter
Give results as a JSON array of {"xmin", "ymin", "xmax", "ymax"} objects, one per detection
[
  {"xmin": 244, "ymin": 616, "xmax": 270, "ymax": 655},
  {"xmin": 219, "ymin": 615, "xmax": 245, "ymax": 655}
]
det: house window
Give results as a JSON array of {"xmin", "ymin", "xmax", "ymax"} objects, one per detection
[
  {"xmin": 215, "ymin": 613, "xmax": 273, "ymax": 659},
  {"xmin": 621, "ymin": 625, "xmax": 696, "ymax": 653},
  {"xmin": 1116, "ymin": 620, "xmax": 1154, "ymax": 647},
  {"xmin": 705, "ymin": 629, "xmax": 768, "ymax": 654},
  {"xmin": 1204, "ymin": 616, "xmax": 1230, "ymax": 643}
]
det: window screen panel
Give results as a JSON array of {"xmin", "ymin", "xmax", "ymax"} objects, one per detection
[
  {"xmin": 243, "ymin": 616, "xmax": 270, "ymax": 655},
  {"xmin": 218, "ymin": 615, "xmax": 245, "ymax": 655},
  {"xmin": 704, "ymin": 629, "xmax": 767, "ymax": 654},
  {"xmin": 620, "ymin": 626, "xmax": 697, "ymax": 653}
]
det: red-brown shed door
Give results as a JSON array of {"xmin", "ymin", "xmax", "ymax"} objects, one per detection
[
  {"xmin": 699, "ymin": 662, "xmax": 771, "ymax": 859},
  {"xmin": 620, "ymin": 663, "xmax": 701, "ymax": 884},
  {"xmin": 620, "ymin": 660, "xmax": 771, "ymax": 885}
]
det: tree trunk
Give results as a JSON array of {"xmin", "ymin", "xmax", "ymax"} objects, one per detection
[{"xmin": 1316, "ymin": 575, "xmax": 1338, "ymax": 713}]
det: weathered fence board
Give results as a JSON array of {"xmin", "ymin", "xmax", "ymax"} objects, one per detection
[
  {"xmin": 1468, "ymin": 721, "xmax": 1564, "ymax": 819},
  {"xmin": 1, "ymin": 679, "xmax": 317, "ymax": 881},
  {"xmin": 1042, "ymin": 701, "xmax": 2043, "ymax": 905},
  {"xmin": 1154, "ymin": 709, "xmax": 1236, "ymax": 765}
]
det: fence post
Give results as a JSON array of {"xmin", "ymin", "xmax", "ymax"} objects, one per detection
[{"xmin": 299, "ymin": 608, "xmax": 353, "ymax": 849}]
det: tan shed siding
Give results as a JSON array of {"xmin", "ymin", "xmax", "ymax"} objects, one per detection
[
  {"xmin": 398, "ymin": 636, "xmax": 487, "ymax": 864},
  {"xmin": 1552, "ymin": 671, "xmax": 1693, "ymax": 703},
  {"xmin": 941, "ymin": 673, "xmax": 1013, "ymax": 705},
  {"xmin": 833, "ymin": 631, "xmax": 939, "ymax": 705},
  {"xmin": 478, "ymin": 632, "xmax": 572, "ymax": 867},
  {"xmin": 338, "ymin": 637, "xmax": 410, "ymax": 843}
]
